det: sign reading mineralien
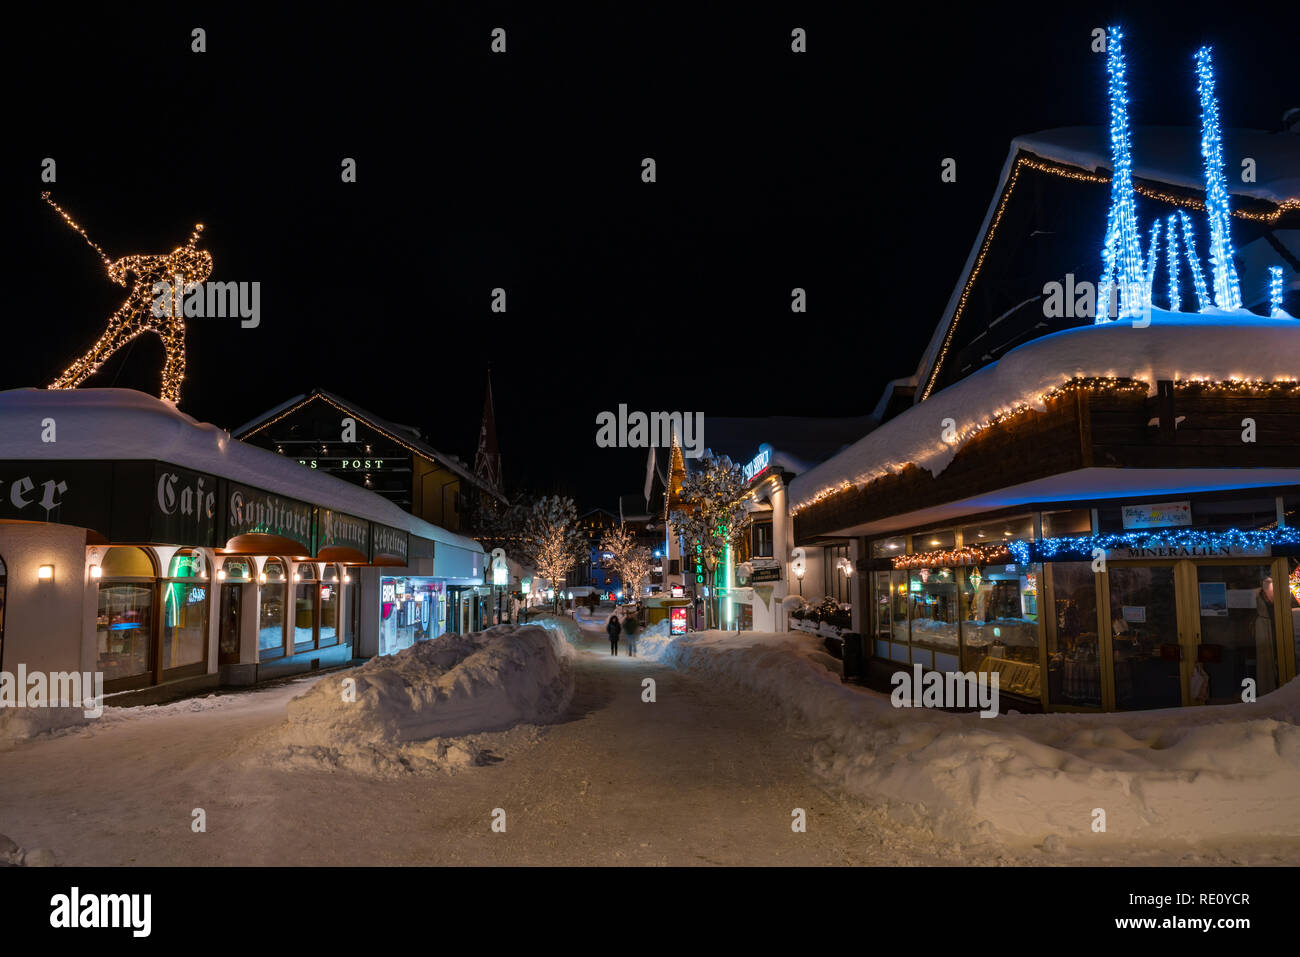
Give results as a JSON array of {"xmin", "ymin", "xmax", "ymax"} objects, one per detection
[{"xmin": 226, "ymin": 482, "xmax": 314, "ymax": 553}]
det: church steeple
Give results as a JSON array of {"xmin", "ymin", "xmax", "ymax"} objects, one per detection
[{"xmin": 474, "ymin": 368, "xmax": 502, "ymax": 492}]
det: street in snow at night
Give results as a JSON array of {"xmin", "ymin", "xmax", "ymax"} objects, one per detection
[{"xmin": 1, "ymin": 6, "xmax": 1299, "ymax": 939}]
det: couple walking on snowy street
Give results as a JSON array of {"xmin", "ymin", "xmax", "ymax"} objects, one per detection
[{"xmin": 607, "ymin": 610, "xmax": 638, "ymax": 657}]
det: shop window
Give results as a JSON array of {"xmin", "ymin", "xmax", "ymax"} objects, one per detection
[
  {"xmin": 960, "ymin": 515, "xmax": 1034, "ymax": 548},
  {"xmin": 1046, "ymin": 563, "xmax": 1102, "ymax": 707},
  {"xmin": 872, "ymin": 568, "xmax": 909, "ymax": 662},
  {"xmin": 162, "ymin": 550, "xmax": 208, "ymax": 674},
  {"xmin": 752, "ymin": 523, "xmax": 774, "ymax": 559},
  {"xmin": 913, "ymin": 530, "xmax": 955, "ymax": 551},
  {"xmin": 1042, "ymin": 509, "xmax": 1091, "ymax": 538},
  {"xmin": 1195, "ymin": 564, "xmax": 1282, "ymax": 705},
  {"xmin": 259, "ymin": 559, "xmax": 287, "ymax": 658},
  {"xmin": 221, "ymin": 557, "xmax": 252, "ymax": 581},
  {"xmin": 319, "ymin": 576, "xmax": 339, "ymax": 647},
  {"xmin": 294, "ymin": 564, "xmax": 319, "ymax": 652},
  {"xmin": 823, "ymin": 544, "xmax": 851, "ymax": 604},
  {"xmin": 959, "ymin": 563, "xmax": 1042, "ymax": 699},
  {"xmin": 871, "ymin": 536, "xmax": 905, "ymax": 559},
  {"xmin": 379, "ymin": 577, "xmax": 444, "ymax": 655},
  {"xmin": 908, "ymin": 566, "xmax": 958, "ymax": 671},
  {"xmin": 1290, "ymin": 558, "xmax": 1300, "ymax": 683},
  {"xmin": 96, "ymin": 548, "xmax": 156, "ymax": 685}
]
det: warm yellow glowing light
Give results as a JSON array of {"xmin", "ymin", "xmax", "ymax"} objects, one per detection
[{"xmin": 42, "ymin": 192, "xmax": 211, "ymax": 405}]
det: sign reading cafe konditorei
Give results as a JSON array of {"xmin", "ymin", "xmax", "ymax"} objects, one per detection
[
  {"xmin": 226, "ymin": 482, "xmax": 314, "ymax": 553},
  {"xmin": 152, "ymin": 463, "xmax": 218, "ymax": 546}
]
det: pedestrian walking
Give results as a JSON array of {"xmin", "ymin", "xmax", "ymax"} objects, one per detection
[
  {"xmin": 607, "ymin": 612, "xmax": 622, "ymax": 656},
  {"xmin": 624, "ymin": 613, "xmax": 639, "ymax": 657}
]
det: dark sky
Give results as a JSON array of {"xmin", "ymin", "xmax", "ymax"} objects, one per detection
[{"xmin": 3, "ymin": 4, "xmax": 1296, "ymax": 510}]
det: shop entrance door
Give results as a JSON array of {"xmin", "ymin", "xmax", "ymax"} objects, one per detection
[
  {"xmin": 1190, "ymin": 561, "xmax": 1281, "ymax": 705},
  {"xmin": 218, "ymin": 583, "xmax": 243, "ymax": 665},
  {"xmin": 1103, "ymin": 563, "xmax": 1187, "ymax": 710}
]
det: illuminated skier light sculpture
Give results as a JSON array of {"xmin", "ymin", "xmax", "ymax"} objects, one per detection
[{"xmin": 43, "ymin": 192, "xmax": 211, "ymax": 404}]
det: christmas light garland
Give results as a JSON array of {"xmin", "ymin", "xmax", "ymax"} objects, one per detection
[
  {"xmin": 43, "ymin": 192, "xmax": 209, "ymax": 404},
  {"xmin": 892, "ymin": 542, "xmax": 1011, "ymax": 569},
  {"xmin": 1269, "ymin": 265, "xmax": 1286, "ymax": 317},
  {"xmin": 1097, "ymin": 25, "xmax": 1146, "ymax": 323},
  {"xmin": 1008, "ymin": 526, "xmax": 1300, "ymax": 564},
  {"xmin": 792, "ymin": 376, "xmax": 1297, "ymax": 515},
  {"xmin": 1165, "ymin": 214, "xmax": 1181, "ymax": 312}
]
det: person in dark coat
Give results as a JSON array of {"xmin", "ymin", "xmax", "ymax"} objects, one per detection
[
  {"xmin": 607, "ymin": 613, "xmax": 622, "ymax": 656},
  {"xmin": 623, "ymin": 613, "xmax": 639, "ymax": 657}
]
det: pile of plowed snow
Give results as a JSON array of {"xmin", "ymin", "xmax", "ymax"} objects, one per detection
[
  {"xmin": 638, "ymin": 629, "xmax": 1300, "ymax": 850},
  {"xmin": 262, "ymin": 624, "xmax": 575, "ymax": 776}
]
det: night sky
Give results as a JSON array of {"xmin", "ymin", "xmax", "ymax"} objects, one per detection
[{"xmin": 4, "ymin": 4, "xmax": 1295, "ymax": 509}]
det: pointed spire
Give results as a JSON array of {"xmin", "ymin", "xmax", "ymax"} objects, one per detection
[
  {"xmin": 1097, "ymin": 25, "xmax": 1146, "ymax": 322},
  {"xmin": 474, "ymin": 368, "xmax": 502, "ymax": 491}
]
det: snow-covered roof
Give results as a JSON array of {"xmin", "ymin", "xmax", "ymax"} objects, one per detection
[
  {"xmin": 1015, "ymin": 126, "xmax": 1300, "ymax": 206},
  {"xmin": 788, "ymin": 312, "xmax": 1300, "ymax": 515},
  {"xmin": 0, "ymin": 388, "xmax": 484, "ymax": 554}
]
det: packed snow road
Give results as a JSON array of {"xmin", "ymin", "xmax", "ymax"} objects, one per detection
[
  {"xmin": 1, "ymin": 614, "xmax": 1289, "ymax": 865},
  {"xmin": 0, "ymin": 616, "xmax": 906, "ymax": 866}
]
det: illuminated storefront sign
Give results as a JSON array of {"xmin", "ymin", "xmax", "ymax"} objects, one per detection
[
  {"xmin": 1122, "ymin": 500, "xmax": 1192, "ymax": 529},
  {"xmin": 670, "ymin": 606, "xmax": 688, "ymax": 635},
  {"xmin": 742, "ymin": 444, "xmax": 772, "ymax": 483}
]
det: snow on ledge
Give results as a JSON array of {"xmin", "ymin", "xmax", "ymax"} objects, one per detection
[{"xmin": 789, "ymin": 312, "xmax": 1300, "ymax": 513}]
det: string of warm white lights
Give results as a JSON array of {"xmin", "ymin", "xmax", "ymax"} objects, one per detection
[
  {"xmin": 43, "ymin": 193, "xmax": 210, "ymax": 404},
  {"xmin": 892, "ymin": 542, "xmax": 1011, "ymax": 570},
  {"xmin": 792, "ymin": 376, "xmax": 1298, "ymax": 515}
]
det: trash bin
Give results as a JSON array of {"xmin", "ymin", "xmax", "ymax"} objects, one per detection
[{"xmin": 841, "ymin": 632, "xmax": 864, "ymax": 681}]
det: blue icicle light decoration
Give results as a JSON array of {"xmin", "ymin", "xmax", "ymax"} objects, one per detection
[
  {"xmin": 1270, "ymin": 265, "xmax": 1286, "ymax": 317},
  {"xmin": 1143, "ymin": 218, "xmax": 1162, "ymax": 309},
  {"xmin": 1195, "ymin": 46, "xmax": 1241, "ymax": 310},
  {"xmin": 1178, "ymin": 209, "xmax": 1211, "ymax": 311},
  {"xmin": 1096, "ymin": 26, "xmax": 1145, "ymax": 323},
  {"xmin": 1165, "ymin": 214, "xmax": 1181, "ymax": 311}
]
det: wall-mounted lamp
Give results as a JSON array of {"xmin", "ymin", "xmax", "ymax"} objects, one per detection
[
  {"xmin": 89, "ymin": 564, "xmax": 102, "ymax": 580},
  {"xmin": 38, "ymin": 564, "xmax": 55, "ymax": 582},
  {"xmin": 343, "ymin": 573, "xmax": 352, "ymax": 584},
  {"xmin": 217, "ymin": 568, "xmax": 227, "ymax": 581},
  {"xmin": 259, "ymin": 572, "xmax": 268, "ymax": 584}
]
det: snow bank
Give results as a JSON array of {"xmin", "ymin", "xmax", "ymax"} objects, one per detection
[
  {"xmin": 526, "ymin": 613, "xmax": 583, "ymax": 645},
  {"xmin": 641, "ymin": 629, "xmax": 1300, "ymax": 848},
  {"xmin": 789, "ymin": 312, "xmax": 1300, "ymax": 512},
  {"xmin": 265, "ymin": 625, "xmax": 575, "ymax": 775},
  {"xmin": 0, "ymin": 706, "xmax": 91, "ymax": 751}
]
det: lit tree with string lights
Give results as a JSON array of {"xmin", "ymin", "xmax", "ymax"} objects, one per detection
[
  {"xmin": 42, "ymin": 193, "xmax": 210, "ymax": 405},
  {"xmin": 521, "ymin": 495, "xmax": 587, "ymax": 612},
  {"xmin": 669, "ymin": 453, "xmax": 748, "ymax": 630},
  {"xmin": 598, "ymin": 523, "xmax": 637, "ymax": 589}
]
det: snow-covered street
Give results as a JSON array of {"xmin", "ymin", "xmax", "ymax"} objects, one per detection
[{"xmin": 2, "ymin": 613, "xmax": 1297, "ymax": 866}]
